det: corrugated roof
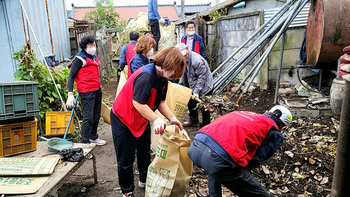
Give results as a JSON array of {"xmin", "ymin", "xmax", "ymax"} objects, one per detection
[{"xmin": 74, "ymin": 5, "xmax": 180, "ymax": 21}]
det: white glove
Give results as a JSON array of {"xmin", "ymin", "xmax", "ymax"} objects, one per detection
[
  {"xmin": 153, "ymin": 117, "xmax": 167, "ymax": 134},
  {"xmin": 159, "ymin": 18, "xmax": 166, "ymax": 25},
  {"xmin": 66, "ymin": 94, "xmax": 76, "ymax": 109},
  {"xmin": 192, "ymin": 93, "xmax": 199, "ymax": 100},
  {"xmin": 170, "ymin": 116, "xmax": 183, "ymax": 130}
]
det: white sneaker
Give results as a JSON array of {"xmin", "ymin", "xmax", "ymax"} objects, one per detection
[
  {"xmin": 138, "ymin": 181, "xmax": 146, "ymax": 189},
  {"xmin": 122, "ymin": 192, "xmax": 134, "ymax": 197},
  {"xmin": 89, "ymin": 138, "xmax": 106, "ymax": 146}
]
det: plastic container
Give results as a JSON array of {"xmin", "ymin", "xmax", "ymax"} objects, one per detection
[
  {"xmin": 0, "ymin": 119, "xmax": 37, "ymax": 157},
  {"xmin": 45, "ymin": 112, "xmax": 74, "ymax": 136},
  {"xmin": 0, "ymin": 81, "xmax": 39, "ymax": 121}
]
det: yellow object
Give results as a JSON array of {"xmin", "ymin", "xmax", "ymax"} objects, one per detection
[
  {"xmin": 45, "ymin": 112, "xmax": 74, "ymax": 136},
  {"xmin": 0, "ymin": 119, "xmax": 37, "ymax": 156}
]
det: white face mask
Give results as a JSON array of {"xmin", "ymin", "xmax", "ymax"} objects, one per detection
[
  {"xmin": 187, "ymin": 30, "xmax": 195, "ymax": 36},
  {"xmin": 163, "ymin": 70, "xmax": 175, "ymax": 78},
  {"xmin": 147, "ymin": 48, "xmax": 154, "ymax": 57},
  {"xmin": 86, "ymin": 47, "xmax": 96, "ymax": 56}
]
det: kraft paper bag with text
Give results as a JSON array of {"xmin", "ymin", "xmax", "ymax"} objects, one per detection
[
  {"xmin": 145, "ymin": 125, "xmax": 193, "ymax": 197},
  {"xmin": 116, "ymin": 67, "xmax": 128, "ymax": 98},
  {"xmin": 151, "ymin": 82, "xmax": 192, "ymax": 151}
]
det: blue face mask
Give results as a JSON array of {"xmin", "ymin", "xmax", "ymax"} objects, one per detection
[{"xmin": 186, "ymin": 57, "xmax": 190, "ymax": 63}]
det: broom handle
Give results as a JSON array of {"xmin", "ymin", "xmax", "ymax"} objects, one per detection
[{"xmin": 63, "ymin": 93, "xmax": 79, "ymax": 140}]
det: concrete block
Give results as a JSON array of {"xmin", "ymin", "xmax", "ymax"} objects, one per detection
[
  {"xmin": 272, "ymin": 28, "xmax": 306, "ymax": 51},
  {"xmin": 268, "ymin": 49, "xmax": 300, "ymax": 69}
]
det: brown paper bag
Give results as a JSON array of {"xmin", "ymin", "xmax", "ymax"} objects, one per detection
[
  {"xmin": 151, "ymin": 82, "xmax": 192, "ymax": 151},
  {"xmin": 145, "ymin": 125, "xmax": 193, "ymax": 197},
  {"xmin": 116, "ymin": 67, "xmax": 128, "ymax": 98},
  {"xmin": 101, "ymin": 101, "xmax": 111, "ymax": 124}
]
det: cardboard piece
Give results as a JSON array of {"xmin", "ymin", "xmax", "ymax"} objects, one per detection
[
  {"xmin": 0, "ymin": 157, "xmax": 59, "ymax": 176},
  {"xmin": 0, "ymin": 176, "xmax": 50, "ymax": 194}
]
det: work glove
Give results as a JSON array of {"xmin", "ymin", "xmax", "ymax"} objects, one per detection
[
  {"xmin": 192, "ymin": 93, "xmax": 199, "ymax": 100},
  {"xmin": 170, "ymin": 116, "xmax": 183, "ymax": 130},
  {"xmin": 153, "ymin": 117, "xmax": 167, "ymax": 134},
  {"xmin": 66, "ymin": 94, "xmax": 76, "ymax": 109}
]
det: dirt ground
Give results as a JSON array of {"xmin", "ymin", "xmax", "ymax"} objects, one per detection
[{"xmin": 58, "ymin": 76, "xmax": 337, "ymax": 197}]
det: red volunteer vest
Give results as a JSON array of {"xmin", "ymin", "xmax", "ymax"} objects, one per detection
[
  {"xmin": 182, "ymin": 38, "xmax": 200, "ymax": 55},
  {"xmin": 75, "ymin": 57, "xmax": 101, "ymax": 93},
  {"xmin": 112, "ymin": 64, "xmax": 159, "ymax": 137},
  {"xmin": 199, "ymin": 111, "xmax": 278, "ymax": 167},
  {"xmin": 126, "ymin": 44, "xmax": 137, "ymax": 78}
]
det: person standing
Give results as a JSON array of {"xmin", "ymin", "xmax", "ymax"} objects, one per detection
[
  {"xmin": 181, "ymin": 20, "xmax": 207, "ymax": 59},
  {"xmin": 148, "ymin": 0, "xmax": 161, "ymax": 51},
  {"xmin": 188, "ymin": 106, "xmax": 293, "ymax": 197},
  {"xmin": 110, "ymin": 47, "xmax": 186, "ymax": 197},
  {"xmin": 129, "ymin": 35, "xmax": 156, "ymax": 76},
  {"xmin": 119, "ymin": 31, "xmax": 139, "ymax": 71},
  {"xmin": 66, "ymin": 35, "xmax": 106, "ymax": 146},
  {"xmin": 176, "ymin": 43, "xmax": 213, "ymax": 127}
]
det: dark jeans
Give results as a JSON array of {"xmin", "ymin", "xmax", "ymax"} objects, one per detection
[
  {"xmin": 188, "ymin": 90, "xmax": 213, "ymax": 126},
  {"xmin": 79, "ymin": 88, "xmax": 102, "ymax": 143},
  {"xmin": 188, "ymin": 139, "xmax": 270, "ymax": 197},
  {"xmin": 149, "ymin": 19, "xmax": 161, "ymax": 51},
  {"xmin": 110, "ymin": 110, "xmax": 151, "ymax": 193}
]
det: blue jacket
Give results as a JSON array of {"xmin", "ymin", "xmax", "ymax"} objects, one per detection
[
  {"xmin": 148, "ymin": 0, "xmax": 161, "ymax": 20},
  {"xmin": 130, "ymin": 53, "xmax": 150, "ymax": 74},
  {"xmin": 181, "ymin": 34, "xmax": 207, "ymax": 59},
  {"xmin": 194, "ymin": 113, "xmax": 283, "ymax": 167},
  {"xmin": 119, "ymin": 42, "xmax": 137, "ymax": 70}
]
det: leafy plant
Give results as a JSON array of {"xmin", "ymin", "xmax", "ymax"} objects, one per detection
[
  {"xmin": 84, "ymin": 0, "xmax": 126, "ymax": 31},
  {"xmin": 13, "ymin": 42, "xmax": 70, "ymax": 124}
]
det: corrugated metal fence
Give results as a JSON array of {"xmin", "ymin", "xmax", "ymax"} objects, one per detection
[
  {"xmin": 1, "ymin": 0, "xmax": 70, "ymax": 81},
  {"xmin": 264, "ymin": 3, "xmax": 310, "ymax": 28}
]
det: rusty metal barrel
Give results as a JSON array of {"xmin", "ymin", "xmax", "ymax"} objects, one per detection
[{"xmin": 306, "ymin": 0, "xmax": 350, "ymax": 68}]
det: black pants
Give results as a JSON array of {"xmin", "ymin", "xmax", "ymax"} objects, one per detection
[
  {"xmin": 110, "ymin": 110, "xmax": 151, "ymax": 193},
  {"xmin": 188, "ymin": 90, "xmax": 213, "ymax": 126},
  {"xmin": 188, "ymin": 139, "xmax": 270, "ymax": 197},
  {"xmin": 149, "ymin": 19, "xmax": 161, "ymax": 51},
  {"xmin": 79, "ymin": 88, "xmax": 102, "ymax": 143}
]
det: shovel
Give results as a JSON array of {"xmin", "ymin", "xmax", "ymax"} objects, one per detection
[{"xmin": 40, "ymin": 94, "xmax": 79, "ymax": 152}]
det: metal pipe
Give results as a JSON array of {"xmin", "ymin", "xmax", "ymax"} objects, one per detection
[
  {"xmin": 19, "ymin": 0, "xmax": 67, "ymax": 111},
  {"xmin": 213, "ymin": 7, "xmax": 296, "ymax": 87},
  {"xmin": 274, "ymin": 32, "xmax": 286, "ymax": 104},
  {"xmin": 241, "ymin": 0, "xmax": 307, "ymax": 95},
  {"xmin": 331, "ymin": 80, "xmax": 350, "ymax": 197},
  {"xmin": 212, "ymin": 0, "xmax": 293, "ymax": 75},
  {"xmin": 215, "ymin": 38, "xmax": 271, "ymax": 94}
]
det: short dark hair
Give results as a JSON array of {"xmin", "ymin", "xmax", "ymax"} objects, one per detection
[
  {"xmin": 79, "ymin": 35, "xmax": 96, "ymax": 50},
  {"xmin": 185, "ymin": 20, "xmax": 196, "ymax": 28},
  {"xmin": 129, "ymin": 31, "xmax": 139, "ymax": 41}
]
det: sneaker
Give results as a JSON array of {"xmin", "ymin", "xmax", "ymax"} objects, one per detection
[
  {"xmin": 89, "ymin": 138, "xmax": 106, "ymax": 146},
  {"xmin": 138, "ymin": 181, "xmax": 146, "ymax": 189},
  {"xmin": 183, "ymin": 120, "xmax": 199, "ymax": 127},
  {"xmin": 122, "ymin": 192, "xmax": 134, "ymax": 197}
]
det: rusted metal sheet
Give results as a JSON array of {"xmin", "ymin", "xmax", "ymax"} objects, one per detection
[{"xmin": 306, "ymin": 0, "xmax": 350, "ymax": 69}]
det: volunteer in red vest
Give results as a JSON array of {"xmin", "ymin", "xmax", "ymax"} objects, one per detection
[
  {"xmin": 129, "ymin": 35, "xmax": 156, "ymax": 76},
  {"xmin": 188, "ymin": 106, "xmax": 292, "ymax": 197},
  {"xmin": 110, "ymin": 47, "xmax": 186, "ymax": 197},
  {"xmin": 181, "ymin": 20, "xmax": 207, "ymax": 59},
  {"xmin": 119, "ymin": 31, "xmax": 139, "ymax": 72},
  {"xmin": 66, "ymin": 35, "xmax": 106, "ymax": 146}
]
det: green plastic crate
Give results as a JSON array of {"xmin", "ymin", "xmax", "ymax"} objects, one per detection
[{"xmin": 0, "ymin": 81, "xmax": 39, "ymax": 121}]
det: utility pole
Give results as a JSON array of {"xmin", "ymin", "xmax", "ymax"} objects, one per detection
[
  {"xmin": 331, "ymin": 80, "xmax": 350, "ymax": 196},
  {"xmin": 181, "ymin": 0, "xmax": 185, "ymax": 19}
]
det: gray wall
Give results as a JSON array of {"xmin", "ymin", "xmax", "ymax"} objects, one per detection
[{"xmin": 0, "ymin": 0, "xmax": 70, "ymax": 81}]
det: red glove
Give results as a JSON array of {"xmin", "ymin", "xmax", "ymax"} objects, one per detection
[
  {"xmin": 170, "ymin": 116, "xmax": 183, "ymax": 130},
  {"xmin": 339, "ymin": 63, "xmax": 350, "ymax": 81}
]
